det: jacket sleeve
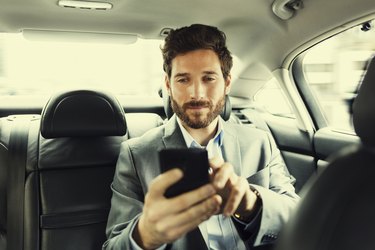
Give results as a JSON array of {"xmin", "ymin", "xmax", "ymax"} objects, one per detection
[
  {"xmin": 244, "ymin": 132, "xmax": 300, "ymax": 246},
  {"xmin": 102, "ymin": 142, "xmax": 145, "ymax": 250}
]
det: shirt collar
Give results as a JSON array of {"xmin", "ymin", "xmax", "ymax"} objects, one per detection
[{"xmin": 176, "ymin": 117, "xmax": 224, "ymax": 148}]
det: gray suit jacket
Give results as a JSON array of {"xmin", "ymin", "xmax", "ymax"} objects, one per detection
[{"xmin": 103, "ymin": 115, "xmax": 299, "ymax": 249}]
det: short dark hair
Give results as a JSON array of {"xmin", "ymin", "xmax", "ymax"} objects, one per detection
[{"xmin": 161, "ymin": 24, "xmax": 233, "ymax": 79}]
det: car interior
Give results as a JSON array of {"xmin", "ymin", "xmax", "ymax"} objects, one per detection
[
  {"xmin": 276, "ymin": 53, "xmax": 375, "ymax": 250},
  {"xmin": 0, "ymin": 0, "xmax": 374, "ymax": 249}
]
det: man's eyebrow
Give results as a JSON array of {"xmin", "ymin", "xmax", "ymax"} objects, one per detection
[
  {"xmin": 173, "ymin": 71, "xmax": 219, "ymax": 78},
  {"xmin": 203, "ymin": 71, "xmax": 219, "ymax": 75},
  {"xmin": 173, "ymin": 72, "xmax": 189, "ymax": 78}
]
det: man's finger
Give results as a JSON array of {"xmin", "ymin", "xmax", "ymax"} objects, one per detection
[
  {"xmin": 223, "ymin": 177, "xmax": 247, "ymax": 216},
  {"xmin": 148, "ymin": 168, "xmax": 183, "ymax": 197},
  {"xmin": 167, "ymin": 183, "xmax": 217, "ymax": 213},
  {"xmin": 209, "ymin": 156, "xmax": 225, "ymax": 170},
  {"xmin": 212, "ymin": 162, "xmax": 234, "ymax": 189},
  {"xmin": 157, "ymin": 195, "xmax": 222, "ymax": 239}
]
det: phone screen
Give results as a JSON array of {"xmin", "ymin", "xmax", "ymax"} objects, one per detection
[{"xmin": 159, "ymin": 148, "xmax": 210, "ymax": 198}]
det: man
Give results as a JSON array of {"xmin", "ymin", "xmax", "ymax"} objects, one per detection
[{"xmin": 103, "ymin": 24, "xmax": 299, "ymax": 250}]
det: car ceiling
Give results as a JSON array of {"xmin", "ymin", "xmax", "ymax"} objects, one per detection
[{"xmin": 0, "ymin": 0, "xmax": 374, "ymax": 99}]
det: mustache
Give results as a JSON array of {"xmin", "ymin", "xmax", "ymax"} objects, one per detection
[{"xmin": 182, "ymin": 100, "xmax": 212, "ymax": 109}]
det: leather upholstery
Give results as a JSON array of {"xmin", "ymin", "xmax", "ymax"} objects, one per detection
[
  {"xmin": 0, "ymin": 143, "xmax": 7, "ymax": 250},
  {"xmin": 353, "ymin": 56, "xmax": 375, "ymax": 146},
  {"xmin": 31, "ymin": 90, "xmax": 128, "ymax": 250},
  {"xmin": 0, "ymin": 89, "xmax": 164, "ymax": 250},
  {"xmin": 41, "ymin": 90, "xmax": 127, "ymax": 138},
  {"xmin": 125, "ymin": 113, "xmax": 164, "ymax": 138},
  {"xmin": 276, "ymin": 56, "xmax": 375, "ymax": 250}
]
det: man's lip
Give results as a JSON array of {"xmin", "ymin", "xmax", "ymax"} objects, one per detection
[{"xmin": 186, "ymin": 106, "xmax": 208, "ymax": 109}]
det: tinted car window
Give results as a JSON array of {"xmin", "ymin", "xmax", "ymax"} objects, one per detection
[{"xmin": 302, "ymin": 21, "xmax": 375, "ymax": 132}]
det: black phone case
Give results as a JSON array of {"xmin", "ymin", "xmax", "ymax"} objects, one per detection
[{"xmin": 159, "ymin": 148, "xmax": 210, "ymax": 198}]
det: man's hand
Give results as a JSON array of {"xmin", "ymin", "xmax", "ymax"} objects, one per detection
[
  {"xmin": 210, "ymin": 157, "xmax": 259, "ymax": 221},
  {"xmin": 133, "ymin": 168, "xmax": 222, "ymax": 250}
]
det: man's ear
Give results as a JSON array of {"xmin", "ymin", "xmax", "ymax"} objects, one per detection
[
  {"xmin": 225, "ymin": 74, "xmax": 232, "ymax": 95},
  {"xmin": 165, "ymin": 75, "xmax": 172, "ymax": 96}
]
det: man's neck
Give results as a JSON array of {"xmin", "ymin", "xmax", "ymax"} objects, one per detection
[{"xmin": 181, "ymin": 117, "xmax": 219, "ymax": 146}]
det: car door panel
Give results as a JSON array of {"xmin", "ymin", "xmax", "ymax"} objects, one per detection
[
  {"xmin": 313, "ymin": 128, "xmax": 360, "ymax": 172},
  {"xmin": 265, "ymin": 116, "xmax": 316, "ymax": 193},
  {"xmin": 240, "ymin": 109, "xmax": 316, "ymax": 192}
]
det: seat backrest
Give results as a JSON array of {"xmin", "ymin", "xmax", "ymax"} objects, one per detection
[
  {"xmin": 0, "ymin": 141, "xmax": 8, "ymax": 250},
  {"xmin": 0, "ymin": 89, "xmax": 163, "ymax": 250},
  {"xmin": 29, "ymin": 90, "xmax": 128, "ymax": 250},
  {"xmin": 0, "ymin": 114, "xmax": 42, "ymax": 250},
  {"xmin": 276, "ymin": 56, "xmax": 375, "ymax": 250}
]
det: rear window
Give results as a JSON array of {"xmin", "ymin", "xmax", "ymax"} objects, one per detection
[{"xmin": 0, "ymin": 33, "xmax": 164, "ymax": 97}]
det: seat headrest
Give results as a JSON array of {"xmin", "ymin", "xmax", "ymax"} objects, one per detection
[
  {"xmin": 353, "ymin": 56, "xmax": 375, "ymax": 146},
  {"xmin": 159, "ymin": 87, "xmax": 232, "ymax": 121},
  {"xmin": 41, "ymin": 90, "xmax": 127, "ymax": 138}
]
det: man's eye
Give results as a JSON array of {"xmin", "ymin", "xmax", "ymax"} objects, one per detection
[
  {"xmin": 204, "ymin": 76, "xmax": 216, "ymax": 82},
  {"xmin": 177, "ymin": 78, "xmax": 188, "ymax": 83}
]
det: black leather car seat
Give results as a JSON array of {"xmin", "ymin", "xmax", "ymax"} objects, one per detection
[
  {"xmin": 0, "ymin": 89, "xmax": 163, "ymax": 250},
  {"xmin": 0, "ymin": 141, "xmax": 8, "ymax": 250},
  {"xmin": 275, "ymin": 56, "xmax": 375, "ymax": 250},
  {"xmin": 26, "ymin": 90, "xmax": 127, "ymax": 250}
]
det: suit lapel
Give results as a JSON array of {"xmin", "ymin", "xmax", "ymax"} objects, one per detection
[
  {"xmin": 221, "ymin": 120, "xmax": 242, "ymax": 176},
  {"xmin": 162, "ymin": 115, "xmax": 187, "ymax": 149}
]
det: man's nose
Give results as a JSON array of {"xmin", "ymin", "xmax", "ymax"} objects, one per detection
[{"xmin": 190, "ymin": 81, "xmax": 204, "ymax": 99}]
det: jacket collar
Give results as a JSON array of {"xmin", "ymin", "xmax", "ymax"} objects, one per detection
[
  {"xmin": 221, "ymin": 119, "xmax": 242, "ymax": 176},
  {"xmin": 162, "ymin": 115, "xmax": 187, "ymax": 149}
]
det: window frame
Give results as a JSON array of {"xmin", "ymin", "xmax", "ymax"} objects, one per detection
[{"xmin": 291, "ymin": 54, "xmax": 328, "ymax": 130}]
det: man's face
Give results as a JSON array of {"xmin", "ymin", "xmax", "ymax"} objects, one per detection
[{"xmin": 166, "ymin": 49, "xmax": 231, "ymax": 129}]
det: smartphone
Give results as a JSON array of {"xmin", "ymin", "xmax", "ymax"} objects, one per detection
[{"xmin": 159, "ymin": 148, "xmax": 210, "ymax": 198}]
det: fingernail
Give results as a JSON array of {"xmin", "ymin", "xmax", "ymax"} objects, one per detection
[
  {"xmin": 213, "ymin": 206, "xmax": 220, "ymax": 214},
  {"xmin": 174, "ymin": 168, "xmax": 183, "ymax": 177}
]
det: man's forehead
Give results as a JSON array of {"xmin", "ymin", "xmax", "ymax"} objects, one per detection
[{"xmin": 171, "ymin": 53, "xmax": 222, "ymax": 75}]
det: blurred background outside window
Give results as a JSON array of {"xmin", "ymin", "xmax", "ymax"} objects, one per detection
[
  {"xmin": 303, "ymin": 21, "xmax": 375, "ymax": 133},
  {"xmin": 0, "ymin": 34, "xmax": 164, "ymax": 99},
  {"xmin": 254, "ymin": 21, "xmax": 375, "ymax": 133}
]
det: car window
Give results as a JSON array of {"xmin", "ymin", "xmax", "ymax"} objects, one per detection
[
  {"xmin": 0, "ymin": 33, "xmax": 243, "ymax": 103},
  {"xmin": 302, "ymin": 21, "xmax": 375, "ymax": 133},
  {"xmin": 253, "ymin": 78, "xmax": 295, "ymax": 118},
  {"xmin": 0, "ymin": 33, "xmax": 164, "ymax": 98}
]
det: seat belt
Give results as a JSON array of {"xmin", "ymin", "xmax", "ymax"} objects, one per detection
[{"xmin": 6, "ymin": 115, "xmax": 33, "ymax": 250}]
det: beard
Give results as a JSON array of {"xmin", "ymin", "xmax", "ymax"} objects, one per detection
[{"xmin": 170, "ymin": 94, "xmax": 225, "ymax": 129}]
